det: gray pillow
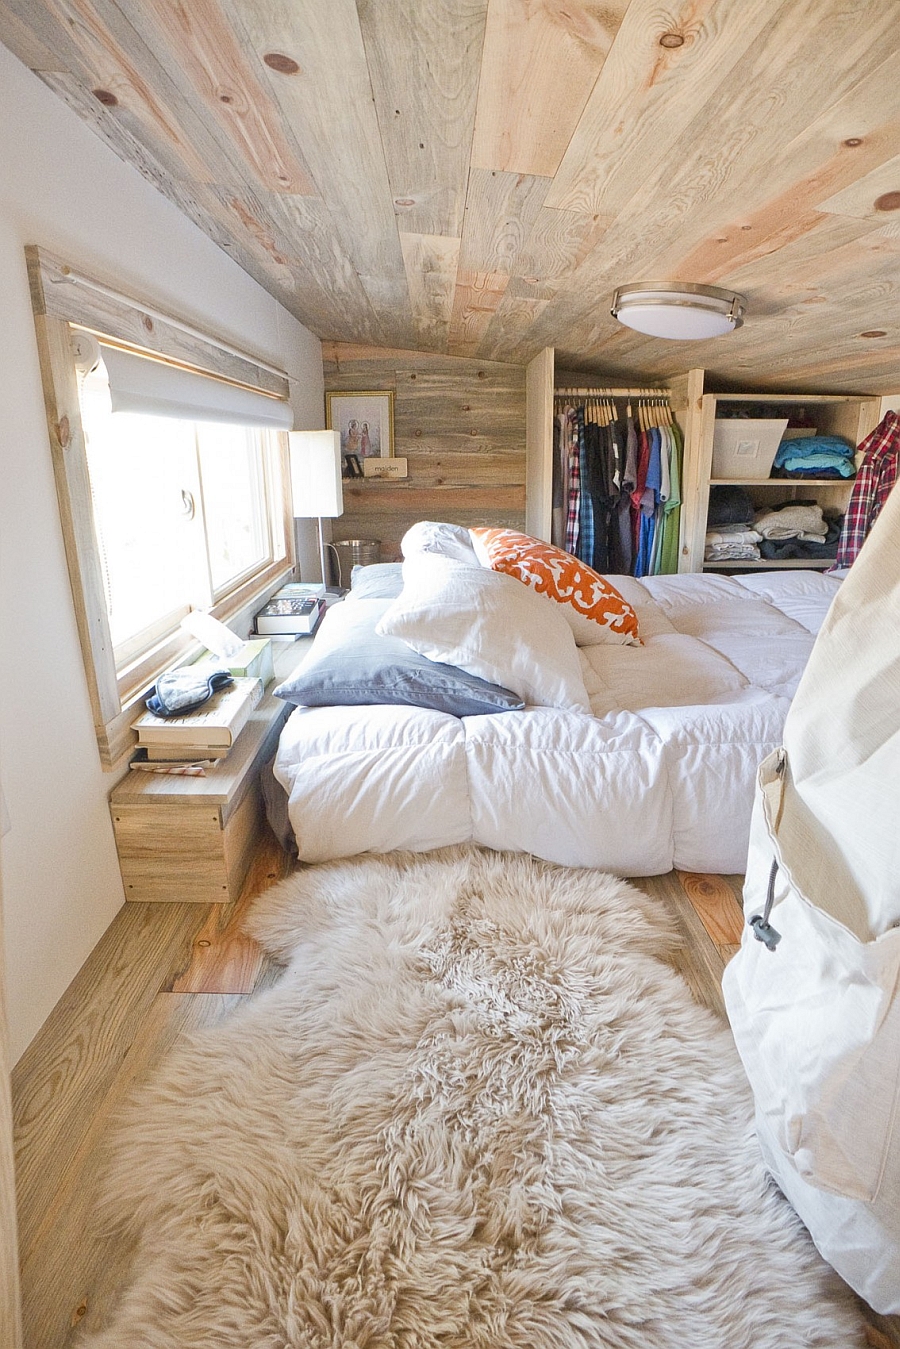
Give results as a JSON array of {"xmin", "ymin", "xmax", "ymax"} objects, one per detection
[
  {"xmin": 348, "ymin": 562, "xmax": 404, "ymax": 600},
  {"xmin": 274, "ymin": 598, "xmax": 524, "ymax": 716}
]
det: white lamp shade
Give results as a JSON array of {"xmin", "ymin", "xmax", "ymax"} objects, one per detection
[
  {"xmin": 289, "ymin": 429, "xmax": 344, "ymax": 519},
  {"xmin": 611, "ymin": 283, "xmax": 745, "ymax": 340}
]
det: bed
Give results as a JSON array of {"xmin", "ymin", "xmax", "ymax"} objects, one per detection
[{"xmin": 271, "ymin": 524, "xmax": 841, "ymax": 876}]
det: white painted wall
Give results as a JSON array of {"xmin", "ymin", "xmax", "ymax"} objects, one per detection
[{"xmin": 0, "ymin": 42, "xmax": 324, "ymax": 1063}]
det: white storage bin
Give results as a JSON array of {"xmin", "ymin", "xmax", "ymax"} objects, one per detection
[{"xmin": 712, "ymin": 418, "xmax": 789, "ymax": 479}]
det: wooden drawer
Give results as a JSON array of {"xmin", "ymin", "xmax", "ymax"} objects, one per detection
[
  {"xmin": 108, "ymin": 667, "xmax": 296, "ymax": 903},
  {"xmin": 111, "ymin": 782, "xmax": 264, "ymax": 904}
]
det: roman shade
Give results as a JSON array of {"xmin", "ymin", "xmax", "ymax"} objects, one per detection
[{"xmin": 100, "ymin": 344, "xmax": 294, "ymax": 430}]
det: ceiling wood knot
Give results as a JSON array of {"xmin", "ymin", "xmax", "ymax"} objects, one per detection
[
  {"xmin": 843, "ymin": 138, "xmax": 863, "ymax": 148},
  {"xmin": 92, "ymin": 88, "xmax": 118, "ymax": 107},
  {"xmin": 859, "ymin": 330, "xmax": 887, "ymax": 339},
  {"xmin": 659, "ymin": 32, "xmax": 685, "ymax": 48},
  {"xmin": 263, "ymin": 53, "xmax": 300, "ymax": 76},
  {"xmin": 874, "ymin": 192, "xmax": 900, "ymax": 212},
  {"xmin": 56, "ymin": 416, "xmax": 70, "ymax": 449}
]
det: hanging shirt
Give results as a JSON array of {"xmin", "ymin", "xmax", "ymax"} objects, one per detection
[
  {"xmin": 631, "ymin": 428, "xmax": 651, "ymax": 563},
  {"xmin": 635, "ymin": 428, "xmax": 662, "ymax": 577},
  {"xmin": 832, "ymin": 411, "xmax": 900, "ymax": 570},
  {"xmin": 576, "ymin": 409, "xmax": 595, "ymax": 566},
  {"xmin": 564, "ymin": 410, "xmax": 581, "ymax": 556},
  {"xmin": 657, "ymin": 421, "xmax": 684, "ymax": 575},
  {"xmin": 616, "ymin": 415, "xmax": 637, "ymax": 576},
  {"xmin": 552, "ymin": 413, "xmax": 566, "ymax": 548},
  {"xmin": 650, "ymin": 426, "xmax": 672, "ymax": 575}
]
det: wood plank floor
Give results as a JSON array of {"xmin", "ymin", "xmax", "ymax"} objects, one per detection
[{"xmin": 11, "ymin": 835, "xmax": 898, "ymax": 1348}]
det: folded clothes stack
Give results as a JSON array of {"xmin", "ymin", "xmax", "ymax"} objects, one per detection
[
  {"xmin": 771, "ymin": 435, "xmax": 856, "ymax": 479},
  {"xmin": 754, "ymin": 503, "xmax": 827, "ymax": 541},
  {"xmin": 753, "ymin": 500, "xmax": 843, "ymax": 560},
  {"xmin": 705, "ymin": 485, "xmax": 760, "ymax": 560},
  {"xmin": 707, "ymin": 484, "xmax": 755, "ymax": 528},
  {"xmin": 704, "ymin": 525, "xmax": 762, "ymax": 562}
]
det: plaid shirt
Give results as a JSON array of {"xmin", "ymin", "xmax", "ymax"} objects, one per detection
[
  {"xmin": 833, "ymin": 412, "xmax": 900, "ymax": 570},
  {"xmin": 565, "ymin": 412, "xmax": 581, "ymax": 555}
]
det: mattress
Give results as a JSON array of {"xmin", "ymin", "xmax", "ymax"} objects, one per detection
[{"xmin": 274, "ymin": 569, "xmax": 841, "ymax": 875}]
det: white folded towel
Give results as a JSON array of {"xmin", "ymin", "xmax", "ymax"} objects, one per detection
[
  {"xmin": 705, "ymin": 528, "xmax": 762, "ymax": 547},
  {"xmin": 704, "ymin": 542, "xmax": 761, "ymax": 561}
]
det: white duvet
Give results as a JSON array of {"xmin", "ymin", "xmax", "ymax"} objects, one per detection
[{"xmin": 274, "ymin": 570, "xmax": 841, "ymax": 875}]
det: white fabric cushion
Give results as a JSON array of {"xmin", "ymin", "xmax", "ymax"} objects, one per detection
[
  {"xmin": 376, "ymin": 554, "xmax": 591, "ymax": 713},
  {"xmin": 400, "ymin": 520, "xmax": 479, "ymax": 564}
]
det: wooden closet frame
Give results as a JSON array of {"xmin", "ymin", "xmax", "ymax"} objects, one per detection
[{"xmin": 526, "ymin": 350, "xmax": 885, "ymax": 573}]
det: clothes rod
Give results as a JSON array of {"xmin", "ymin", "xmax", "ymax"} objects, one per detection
[
  {"xmin": 49, "ymin": 266, "xmax": 291, "ymax": 384},
  {"xmin": 554, "ymin": 386, "xmax": 669, "ymax": 397}
]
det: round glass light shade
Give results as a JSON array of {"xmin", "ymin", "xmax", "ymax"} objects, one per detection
[{"xmin": 611, "ymin": 283, "xmax": 745, "ymax": 340}]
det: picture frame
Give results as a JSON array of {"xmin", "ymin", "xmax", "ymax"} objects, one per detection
[{"xmin": 326, "ymin": 390, "xmax": 395, "ymax": 464}]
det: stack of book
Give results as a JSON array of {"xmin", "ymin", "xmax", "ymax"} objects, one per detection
[
  {"xmin": 254, "ymin": 593, "xmax": 324, "ymax": 636},
  {"xmin": 131, "ymin": 676, "xmax": 263, "ymax": 763}
]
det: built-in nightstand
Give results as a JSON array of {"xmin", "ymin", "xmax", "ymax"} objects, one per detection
[{"xmin": 109, "ymin": 638, "xmax": 312, "ymax": 904}]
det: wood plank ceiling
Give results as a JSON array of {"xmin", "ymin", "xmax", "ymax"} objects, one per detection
[{"xmin": 4, "ymin": 0, "xmax": 900, "ymax": 392}]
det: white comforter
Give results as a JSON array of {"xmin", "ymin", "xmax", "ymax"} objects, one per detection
[{"xmin": 275, "ymin": 570, "xmax": 840, "ymax": 875}]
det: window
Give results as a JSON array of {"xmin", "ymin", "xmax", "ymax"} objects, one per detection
[
  {"xmin": 27, "ymin": 244, "xmax": 296, "ymax": 766},
  {"xmin": 79, "ymin": 359, "xmax": 286, "ymax": 677}
]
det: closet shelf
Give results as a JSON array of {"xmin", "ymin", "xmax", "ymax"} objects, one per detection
[
  {"xmin": 710, "ymin": 478, "xmax": 855, "ymax": 487},
  {"xmin": 704, "ymin": 558, "xmax": 834, "ymax": 571}
]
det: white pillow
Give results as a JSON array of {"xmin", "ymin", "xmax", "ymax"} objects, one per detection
[
  {"xmin": 376, "ymin": 554, "xmax": 591, "ymax": 713},
  {"xmin": 400, "ymin": 520, "xmax": 479, "ymax": 565}
]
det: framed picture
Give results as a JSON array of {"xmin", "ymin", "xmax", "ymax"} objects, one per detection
[{"xmin": 326, "ymin": 390, "xmax": 395, "ymax": 462}]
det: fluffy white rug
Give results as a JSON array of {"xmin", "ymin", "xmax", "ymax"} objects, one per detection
[{"xmin": 83, "ymin": 847, "xmax": 864, "ymax": 1347}]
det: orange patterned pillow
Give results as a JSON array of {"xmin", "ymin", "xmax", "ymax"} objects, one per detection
[{"xmin": 469, "ymin": 528, "xmax": 641, "ymax": 646}]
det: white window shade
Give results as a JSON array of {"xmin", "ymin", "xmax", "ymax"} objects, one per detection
[{"xmin": 100, "ymin": 344, "xmax": 294, "ymax": 430}]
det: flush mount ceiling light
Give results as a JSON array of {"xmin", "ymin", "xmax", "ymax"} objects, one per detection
[{"xmin": 611, "ymin": 281, "xmax": 746, "ymax": 340}]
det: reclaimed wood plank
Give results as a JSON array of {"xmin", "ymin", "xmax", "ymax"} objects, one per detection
[
  {"xmin": 11, "ymin": 903, "xmax": 209, "ymax": 1251},
  {"xmin": 129, "ymin": 0, "xmax": 316, "ymax": 194},
  {"xmin": 471, "ymin": 0, "xmax": 629, "ymax": 177},
  {"xmin": 358, "ymin": 0, "xmax": 486, "ymax": 238},
  {"xmin": 633, "ymin": 872, "xmax": 727, "ymax": 1021},
  {"xmin": 20, "ymin": 992, "xmax": 242, "ymax": 1349},
  {"xmin": 677, "ymin": 872, "xmax": 745, "ymax": 950},
  {"xmin": 0, "ymin": 876, "xmax": 22, "ymax": 1349},
  {"xmin": 399, "ymin": 232, "xmax": 461, "ymax": 352},
  {"xmin": 229, "ymin": 0, "xmax": 415, "ymax": 348},
  {"xmin": 169, "ymin": 829, "xmax": 291, "ymax": 994},
  {"xmin": 548, "ymin": 0, "xmax": 778, "ymax": 214},
  {"xmin": 450, "ymin": 169, "xmax": 552, "ymax": 354}
]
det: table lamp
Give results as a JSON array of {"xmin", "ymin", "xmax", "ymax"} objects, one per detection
[{"xmin": 288, "ymin": 429, "xmax": 344, "ymax": 587}]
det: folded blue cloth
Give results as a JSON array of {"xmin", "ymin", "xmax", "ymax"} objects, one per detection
[
  {"xmin": 773, "ymin": 435, "xmax": 854, "ymax": 467},
  {"xmin": 145, "ymin": 667, "xmax": 233, "ymax": 716}
]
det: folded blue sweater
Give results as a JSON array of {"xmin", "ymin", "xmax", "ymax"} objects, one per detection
[{"xmin": 773, "ymin": 435, "xmax": 854, "ymax": 467}]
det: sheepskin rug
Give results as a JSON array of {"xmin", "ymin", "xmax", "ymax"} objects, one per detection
[{"xmin": 83, "ymin": 846, "xmax": 864, "ymax": 1347}]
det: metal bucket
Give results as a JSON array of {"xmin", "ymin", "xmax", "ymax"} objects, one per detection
[{"xmin": 331, "ymin": 538, "xmax": 381, "ymax": 588}]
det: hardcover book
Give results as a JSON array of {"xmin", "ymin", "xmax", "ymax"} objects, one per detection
[
  {"xmin": 133, "ymin": 676, "xmax": 263, "ymax": 747},
  {"xmin": 141, "ymin": 744, "xmax": 230, "ymax": 762},
  {"xmin": 254, "ymin": 596, "xmax": 324, "ymax": 635}
]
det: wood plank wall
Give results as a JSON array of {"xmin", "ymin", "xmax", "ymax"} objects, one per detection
[{"xmin": 322, "ymin": 342, "xmax": 527, "ymax": 564}]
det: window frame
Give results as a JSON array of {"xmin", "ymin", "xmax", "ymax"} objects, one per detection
[{"xmin": 27, "ymin": 245, "xmax": 295, "ymax": 768}]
